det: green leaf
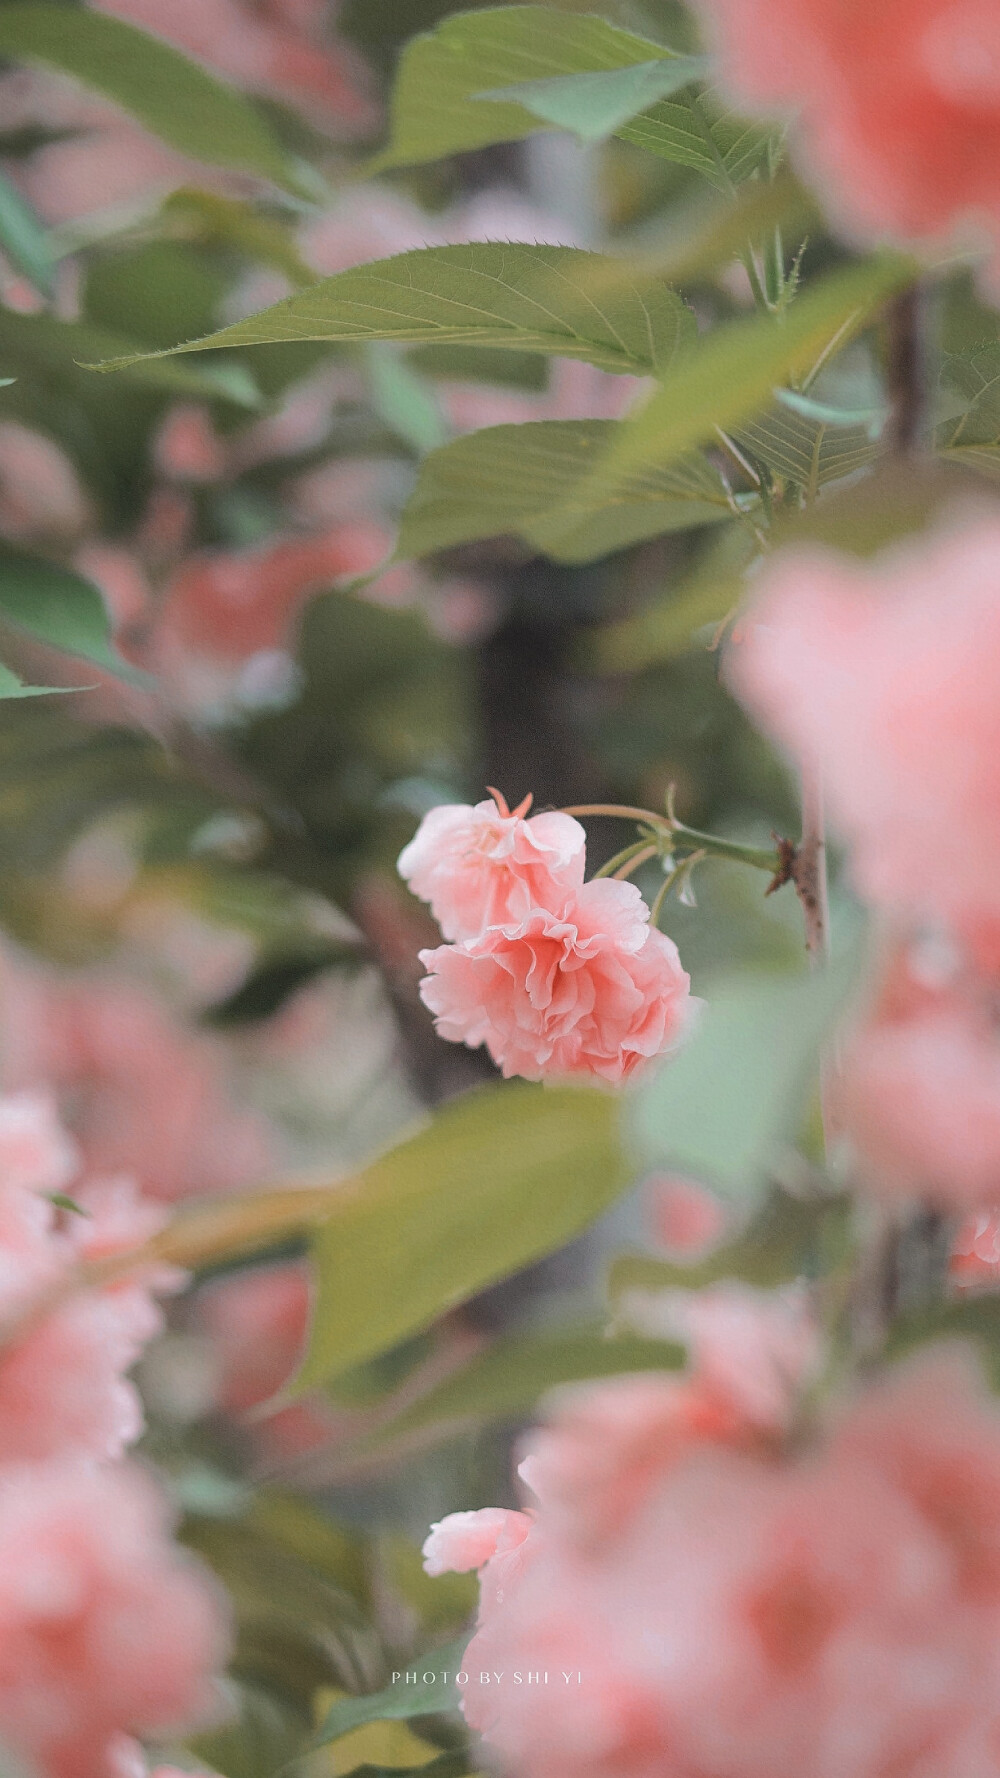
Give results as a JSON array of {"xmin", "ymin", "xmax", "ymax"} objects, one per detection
[
  {"xmin": 355, "ymin": 1326, "xmax": 683, "ymax": 1451},
  {"xmin": 298, "ymin": 1082, "xmax": 629, "ymax": 1389},
  {"xmin": 158, "ymin": 188, "xmax": 320, "ymax": 289},
  {"xmin": 0, "ymin": 661, "xmax": 75, "ymax": 699},
  {"xmin": 937, "ymin": 342, "xmax": 1000, "ymax": 478},
  {"xmin": 84, "ymin": 243, "xmax": 695, "ymax": 379},
  {"xmin": 480, "ymin": 56, "xmax": 711, "ymax": 143},
  {"xmin": 588, "ymin": 523, "xmax": 755, "ymax": 670},
  {"xmin": 735, "ymin": 400, "xmax": 881, "ymax": 495},
  {"xmin": 607, "ymin": 1187, "xmax": 850, "ymax": 1300},
  {"xmin": 631, "ymin": 959, "xmax": 859, "ymax": 1202},
  {"xmin": 545, "ymin": 255, "xmax": 915, "ymax": 523},
  {"xmin": 366, "ymin": 344, "xmax": 450, "ymax": 455},
  {"xmin": 314, "ymin": 1641, "xmax": 467, "ymax": 1746},
  {"xmin": 0, "ymin": 307, "xmax": 261, "ymax": 407},
  {"xmin": 0, "ymin": 545, "xmax": 139, "ymax": 680},
  {"xmin": 0, "ymin": 4, "xmax": 300, "ymax": 193},
  {"xmin": 372, "ymin": 7, "xmax": 772, "ymax": 187},
  {"xmin": 396, "ymin": 419, "xmax": 730, "ymax": 565},
  {"xmin": 0, "ymin": 171, "xmax": 55, "ymax": 298}
]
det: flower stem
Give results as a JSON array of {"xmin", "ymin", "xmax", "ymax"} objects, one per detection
[
  {"xmin": 793, "ymin": 764, "xmax": 830, "ymax": 964},
  {"xmin": 562, "ymin": 805, "xmax": 782, "ymax": 876}
]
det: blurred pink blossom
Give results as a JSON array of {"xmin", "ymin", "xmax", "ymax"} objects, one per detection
[
  {"xmin": 0, "ymin": 425, "xmax": 92, "ymax": 546},
  {"xmin": 0, "ymin": 1461, "xmax": 228, "ymax": 1778},
  {"xmin": 430, "ymin": 1347, "xmax": 1000, "ymax": 1778},
  {"xmin": 694, "ymin": 0, "xmax": 1000, "ymax": 284},
  {"xmin": 0, "ymin": 952, "xmax": 276, "ymax": 1202},
  {"xmin": 645, "ymin": 1175, "xmax": 727, "ymax": 1258},
  {"xmin": 727, "ymin": 516, "xmax": 1000, "ymax": 930}
]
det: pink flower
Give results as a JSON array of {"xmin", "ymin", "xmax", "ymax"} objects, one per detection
[
  {"xmin": 398, "ymin": 796, "xmax": 587, "ymax": 942},
  {"xmin": 423, "ymin": 1508, "xmax": 533, "ymax": 1577},
  {"xmin": 832, "ymin": 996, "xmax": 1000, "ymax": 1208},
  {"xmin": 727, "ymin": 516, "xmax": 1000, "ymax": 930},
  {"xmin": 0, "ymin": 1461, "xmax": 228, "ymax": 1778},
  {"xmin": 693, "ymin": 0, "xmax": 1000, "ymax": 283},
  {"xmin": 418, "ymin": 879, "xmax": 693, "ymax": 1084},
  {"xmin": 0, "ymin": 954, "xmax": 277, "ymax": 1202},
  {"xmin": 645, "ymin": 1175, "xmax": 726, "ymax": 1258},
  {"xmin": 431, "ymin": 1348, "xmax": 1000, "ymax": 1778}
]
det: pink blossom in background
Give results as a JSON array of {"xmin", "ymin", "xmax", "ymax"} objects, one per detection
[
  {"xmin": 831, "ymin": 992, "xmax": 1000, "ymax": 1209},
  {"xmin": 0, "ymin": 953, "xmax": 276, "ymax": 1201},
  {"xmin": 430, "ymin": 1347, "xmax": 1000, "ymax": 1778},
  {"xmin": 694, "ymin": 0, "xmax": 1000, "ymax": 285},
  {"xmin": 399, "ymin": 797, "xmax": 587, "ymax": 942},
  {"xmin": 0, "ymin": 1462, "xmax": 228, "ymax": 1778},
  {"xmin": 153, "ymin": 405, "xmax": 228, "ymax": 485},
  {"xmin": 727, "ymin": 516, "xmax": 1000, "ymax": 931},
  {"xmin": 418, "ymin": 879, "xmax": 692, "ymax": 1084},
  {"xmin": 96, "ymin": 0, "xmax": 375, "ymax": 135},
  {"xmin": 645, "ymin": 1175, "xmax": 727, "ymax": 1258},
  {"xmin": 196, "ymin": 1260, "xmax": 309, "ymax": 1413}
]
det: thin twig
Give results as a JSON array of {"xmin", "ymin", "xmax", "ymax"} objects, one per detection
[{"xmin": 792, "ymin": 763, "xmax": 831, "ymax": 964}]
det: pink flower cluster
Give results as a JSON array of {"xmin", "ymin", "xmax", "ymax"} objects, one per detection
[
  {"xmin": 694, "ymin": 0, "xmax": 1000, "ymax": 289},
  {"xmin": 399, "ymin": 795, "xmax": 693, "ymax": 1084},
  {"xmin": 727, "ymin": 517, "xmax": 1000, "ymax": 936},
  {"xmin": 427, "ymin": 1339, "xmax": 1000, "ymax": 1778},
  {"xmin": 0, "ymin": 1091, "xmax": 228, "ymax": 1778}
]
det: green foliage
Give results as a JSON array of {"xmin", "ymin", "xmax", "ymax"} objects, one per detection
[
  {"xmin": 937, "ymin": 342, "xmax": 1000, "ymax": 478},
  {"xmin": 547, "ymin": 255, "xmax": 916, "ymax": 520},
  {"xmin": 354, "ymin": 1326, "xmax": 684, "ymax": 1452},
  {"xmin": 0, "ymin": 545, "xmax": 137, "ymax": 680},
  {"xmin": 0, "ymin": 306, "xmax": 261, "ymax": 407},
  {"xmin": 298, "ymin": 1083, "xmax": 629, "ymax": 1388},
  {"xmin": 0, "ymin": 4, "xmax": 303, "ymax": 192},
  {"xmin": 313, "ymin": 1641, "xmax": 466, "ymax": 1746},
  {"xmin": 482, "ymin": 57, "xmax": 712, "ymax": 143},
  {"xmin": 608, "ymin": 1186, "xmax": 851, "ymax": 1300},
  {"xmin": 0, "ymin": 172, "xmax": 55, "ymax": 298},
  {"xmin": 631, "ymin": 956, "xmax": 860, "ymax": 1202},
  {"xmin": 87, "ymin": 243, "xmax": 695, "ymax": 378},
  {"xmin": 395, "ymin": 419, "xmax": 731, "ymax": 564},
  {"xmin": 371, "ymin": 7, "xmax": 772, "ymax": 186}
]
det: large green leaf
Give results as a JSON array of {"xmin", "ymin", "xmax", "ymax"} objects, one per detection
[
  {"xmin": 544, "ymin": 255, "xmax": 914, "ymax": 522},
  {"xmin": 298, "ymin": 1083, "xmax": 629, "ymax": 1389},
  {"xmin": 0, "ymin": 171, "xmax": 54, "ymax": 298},
  {"xmin": 395, "ymin": 419, "xmax": 731, "ymax": 565},
  {"xmin": 0, "ymin": 545, "xmax": 139, "ymax": 680},
  {"xmin": 371, "ymin": 7, "xmax": 772, "ymax": 187},
  {"xmin": 631, "ymin": 959, "xmax": 858, "ymax": 1202},
  {"xmin": 0, "ymin": 5, "xmax": 300, "ymax": 193},
  {"xmin": 355, "ymin": 1326, "xmax": 683, "ymax": 1452},
  {"xmin": 482, "ymin": 56, "xmax": 710, "ymax": 143},
  {"xmin": 86, "ymin": 244, "xmax": 694, "ymax": 378},
  {"xmin": 314, "ymin": 1642, "xmax": 467, "ymax": 1746}
]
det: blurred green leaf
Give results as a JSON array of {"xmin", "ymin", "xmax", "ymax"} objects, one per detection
[
  {"xmin": 937, "ymin": 342, "xmax": 1000, "ymax": 478},
  {"xmin": 0, "ymin": 4, "xmax": 302, "ymax": 193},
  {"xmin": 888, "ymin": 1295, "xmax": 1000, "ymax": 1384},
  {"xmin": 298, "ymin": 1083, "xmax": 629, "ymax": 1389},
  {"xmin": 0, "ymin": 170, "xmax": 55, "ymax": 297},
  {"xmin": 546, "ymin": 255, "xmax": 915, "ymax": 521},
  {"xmin": 588, "ymin": 523, "xmax": 755, "ymax": 670},
  {"xmin": 86, "ymin": 244, "xmax": 695, "ymax": 378},
  {"xmin": 159, "ymin": 188, "xmax": 319, "ymax": 288},
  {"xmin": 371, "ymin": 7, "xmax": 771, "ymax": 186},
  {"xmin": 314, "ymin": 1641, "xmax": 466, "ymax": 1745},
  {"xmin": 481, "ymin": 56, "xmax": 711, "ymax": 143},
  {"xmin": 631, "ymin": 958, "xmax": 859, "ymax": 1202},
  {"xmin": 396, "ymin": 419, "xmax": 730, "ymax": 564},
  {"xmin": 0, "ymin": 307, "xmax": 261, "ymax": 407},
  {"xmin": 0, "ymin": 545, "xmax": 138, "ymax": 680},
  {"xmin": 0, "ymin": 661, "xmax": 75, "ymax": 699},
  {"xmin": 607, "ymin": 1187, "xmax": 850, "ymax": 1300},
  {"xmin": 366, "ymin": 345, "xmax": 450, "ymax": 456},
  {"xmin": 377, "ymin": 1535, "xmax": 478, "ymax": 1635},
  {"xmin": 356, "ymin": 1325, "xmax": 683, "ymax": 1451}
]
